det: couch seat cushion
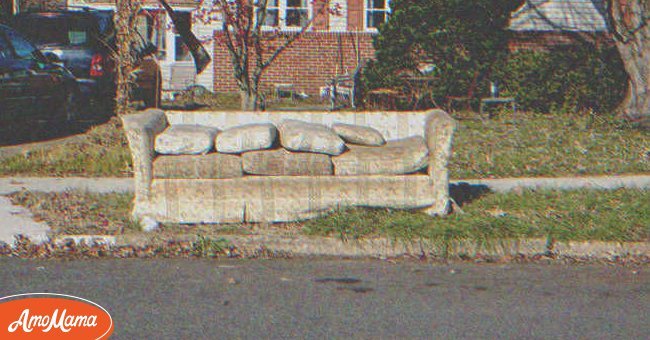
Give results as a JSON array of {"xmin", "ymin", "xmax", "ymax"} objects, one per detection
[
  {"xmin": 278, "ymin": 120, "xmax": 345, "ymax": 155},
  {"xmin": 216, "ymin": 123, "xmax": 277, "ymax": 154},
  {"xmin": 155, "ymin": 125, "xmax": 219, "ymax": 155},
  {"xmin": 153, "ymin": 154, "xmax": 243, "ymax": 179},
  {"xmin": 332, "ymin": 136, "xmax": 429, "ymax": 175},
  {"xmin": 242, "ymin": 149, "xmax": 333, "ymax": 176}
]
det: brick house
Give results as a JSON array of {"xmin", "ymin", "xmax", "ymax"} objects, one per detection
[
  {"xmin": 204, "ymin": 0, "xmax": 389, "ymax": 96},
  {"xmin": 508, "ymin": 0, "xmax": 614, "ymax": 51},
  {"xmin": 63, "ymin": 0, "xmax": 388, "ymax": 97},
  {"xmin": 210, "ymin": 0, "xmax": 384, "ymax": 96}
]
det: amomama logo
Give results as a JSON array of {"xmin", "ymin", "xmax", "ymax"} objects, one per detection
[{"xmin": 0, "ymin": 293, "xmax": 113, "ymax": 339}]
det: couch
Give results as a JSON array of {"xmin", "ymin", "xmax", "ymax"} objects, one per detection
[{"xmin": 122, "ymin": 109, "xmax": 457, "ymax": 225}]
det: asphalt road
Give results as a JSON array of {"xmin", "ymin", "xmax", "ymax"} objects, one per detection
[{"xmin": 0, "ymin": 259, "xmax": 647, "ymax": 339}]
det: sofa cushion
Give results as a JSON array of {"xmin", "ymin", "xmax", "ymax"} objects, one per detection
[
  {"xmin": 332, "ymin": 136, "xmax": 429, "ymax": 175},
  {"xmin": 332, "ymin": 123, "xmax": 385, "ymax": 146},
  {"xmin": 155, "ymin": 125, "xmax": 219, "ymax": 155},
  {"xmin": 153, "ymin": 154, "xmax": 243, "ymax": 179},
  {"xmin": 215, "ymin": 123, "xmax": 277, "ymax": 154},
  {"xmin": 242, "ymin": 149, "xmax": 333, "ymax": 176},
  {"xmin": 278, "ymin": 120, "xmax": 346, "ymax": 156}
]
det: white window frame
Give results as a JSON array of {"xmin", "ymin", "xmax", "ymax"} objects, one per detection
[
  {"xmin": 261, "ymin": 0, "xmax": 312, "ymax": 31},
  {"xmin": 172, "ymin": 10, "xmax": 194, "ymax": 63},
  {"xmin": 364, "ymin": 0, "xmax": 391, "ymax": 32}
]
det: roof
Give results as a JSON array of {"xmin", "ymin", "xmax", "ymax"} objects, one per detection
[{"xmin": 509, "ymin": 0, "xmax": 609, "ymax": 32}]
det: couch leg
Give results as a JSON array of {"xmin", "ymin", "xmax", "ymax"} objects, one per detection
[
  {"xmin": 422, "ymin": 200, "xmax": 451, "ymax": 216},
  {"xmin": 139, "ymin": 216, "xmax": 160, "ymax": 232}
]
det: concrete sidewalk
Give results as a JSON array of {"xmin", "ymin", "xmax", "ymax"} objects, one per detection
[
  {"xmin": 456, "ymin": 174, "xmax": 650, "ymax": 192},
  {"xmin": 1, "ymin": 174, "xmax": 649, "ymax": 195},
  {"xmin": 0, "ymin": 196, "xmax": 49, "ymax": 244},
  {"xmin": 0, "ymin": 174, "xmax": 648, "ymax": 246}
]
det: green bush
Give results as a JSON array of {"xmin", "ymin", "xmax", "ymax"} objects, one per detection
[
  {"xmin": 361, "ymin": 0, "xmax": 519, "ymax": 110},
  {"xmin": 493, "ymin": 46, "xmax": 628, "ymax": 113}
]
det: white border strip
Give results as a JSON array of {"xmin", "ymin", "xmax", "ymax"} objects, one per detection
[{"xmin": 0, "ymin": 293, "xmax": 114, "ymax": 340}]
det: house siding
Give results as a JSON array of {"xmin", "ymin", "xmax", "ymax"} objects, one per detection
[
  {"xmin": 507, "ymin": 0, "xmax": 615, "ymax": 52},
  {"xmin": 213, "ymin": 31, "xmax": 375, "ymax": 95},
  {"xmin": 191, "ymin": 12, "xmax": 215, "ymax": 92},
  {"xmin": 508, "ymin": 31, "xmax": 614, "ymax": 52}
]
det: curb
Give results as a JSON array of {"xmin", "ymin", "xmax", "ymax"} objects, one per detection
[{"xmin": 105, "ymin": 234, "xmax": 650, "ymax": 259}]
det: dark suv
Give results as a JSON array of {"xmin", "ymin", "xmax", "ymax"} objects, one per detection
[
  {"xmin": 11, "ymin": 10, "xmax": 161, "ymax": 108},
  {"xmin": 0, "ymin": 24, "xmax": 79, "ymax": 121}
]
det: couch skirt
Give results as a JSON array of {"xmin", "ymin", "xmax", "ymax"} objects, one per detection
[{"xmin": 134, "ymin": 175, "xmax": 438, "ymax": 223}]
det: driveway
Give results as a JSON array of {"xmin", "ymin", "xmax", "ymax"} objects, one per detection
[{"xmin": 0, "ymin": 108, "xmax": 113, "ymax": 153}]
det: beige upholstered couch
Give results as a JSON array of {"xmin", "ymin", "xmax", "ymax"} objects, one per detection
[{"xmin": 122, "ymin": 109, "xmax": 457, "ymax": 225}]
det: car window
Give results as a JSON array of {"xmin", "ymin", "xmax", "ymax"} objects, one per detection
[
  {"xmin": 5, "ymin": 29, "xmax": 37, "ymax": 59},
  {"xmin": 0, "ymin": 34, "xmax": 10, "ymax": 61},
  {"xmin": 13, "ymin": 16, "xmax": 99, "ymax": 47}
]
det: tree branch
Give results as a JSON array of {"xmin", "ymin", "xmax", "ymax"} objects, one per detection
[{"xmin": 260, "ymin": 0, "xmax": 330, "ymax": 70}]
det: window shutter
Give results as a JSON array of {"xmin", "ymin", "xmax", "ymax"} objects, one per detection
[
  {"xmin": 347, "ymin": 0, "xmax": 364, "ymax": 31},
  {"xmin": 312, "ymin": 0, "xmax": 330, "ymax": 30}
]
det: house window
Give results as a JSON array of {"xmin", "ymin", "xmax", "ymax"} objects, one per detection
[
  {"xmin": 366, "ymin": 0, "xmax": 390, "ymax": 30},
  {"xmin": 285, "ymin": 0, "xmax": 308, "ymax": 27},
  {"xmin": 263, "ymin": 0, "xmax": 309, "ymax": 29},
  {"xmin": 174, "ymin": 11, "xmax": 192, "ymax": 61},
  {"xmin": 265, "ymin": 0, "xmax": 280, "ymax": 27}
]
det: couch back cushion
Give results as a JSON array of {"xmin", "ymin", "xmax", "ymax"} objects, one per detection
[{"xmin": 165, "ymin": 111, "xmax": 431, "ymax": 141}]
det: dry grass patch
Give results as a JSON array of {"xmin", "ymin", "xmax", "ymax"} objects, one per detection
[
  {"xmin": 8, "ymin": 190, "xmax": 138, "ymax": 236},
  {"xmin": 0, "ymin": 118, "xmax": 132, "ymax": 177}
]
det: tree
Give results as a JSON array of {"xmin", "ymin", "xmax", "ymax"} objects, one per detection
[
  {"xmin": 198, "ymin": 0, "xmax": 335, "ymax": 111},
  {"xmin": 113, "ymin": 0, "xmax": 210, "ymax": 115},
  {"xmin": 114, "ymin": 0, "xmax": 143, "ymax": 115},
  {"xmin": 606, "ymin": 0, "xmax": 649, "ymax": 120},
  {"xmin": 365, "ymin": 0, "xmax": 520, "ymax": 107},
  {"xmin": 115, "ymin": 0, "xmax": 333, "ymax": 113}
]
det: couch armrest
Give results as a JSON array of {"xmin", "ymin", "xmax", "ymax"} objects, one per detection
[
  {"xmin": 121, "ymin": 109, "xmax": 168, "ymax": 200},
  {"xmin": 424, "ymin": 109, "xmax": 457, "ymax": 215}
]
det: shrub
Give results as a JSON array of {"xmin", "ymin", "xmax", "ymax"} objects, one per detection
[
  {"xmin": 492, "ymin": 45, "xmax": 628, "ymax": 113},
  {"xmin": 361, "ymin": 0, "xmax": 519, "ymax": 110}
]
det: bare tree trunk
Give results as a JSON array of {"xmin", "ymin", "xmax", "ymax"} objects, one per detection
[
  {"xmin": 239, "ymin": 91, "xmax": 261, "ymax": 111},
  {"xmin": 114, "ymin": 0, "xmax": 139, "ymax": 115},
  {"xmin": 610, "ymin": 0, "xmax": 650, "ymax": 119}
]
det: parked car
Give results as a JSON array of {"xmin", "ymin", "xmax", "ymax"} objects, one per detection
[
  {"xmin": 11, "ymin": 10, "xmax": 162, "ymax": 108},
  {"xmin": 0, "ymin": 24, "xmax": 80, "ymax": 121}
]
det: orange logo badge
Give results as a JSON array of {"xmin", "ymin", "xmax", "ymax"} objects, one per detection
[{"xmin": 0, "ymin": 293, "xmax": 114, "ymax": 339}]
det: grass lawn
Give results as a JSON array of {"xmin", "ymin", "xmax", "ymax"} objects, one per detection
[
  {"xmin": 0, "ymin": 118, "xmax": 132, "ymax": 177},
  {"xmin": 0, "ymin": 109, "xmax": 647, "ymax": 178},
  {"xmin": 7, "ymin": 189, "xmax": 649, "ymax": 250},
  {"xmin": 450, "ymin": 111, "xmax": 649, "ymax": 178},
  {"xmin": 304, "ymin": 188, "xmax": 650, "ymax": 246}
]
